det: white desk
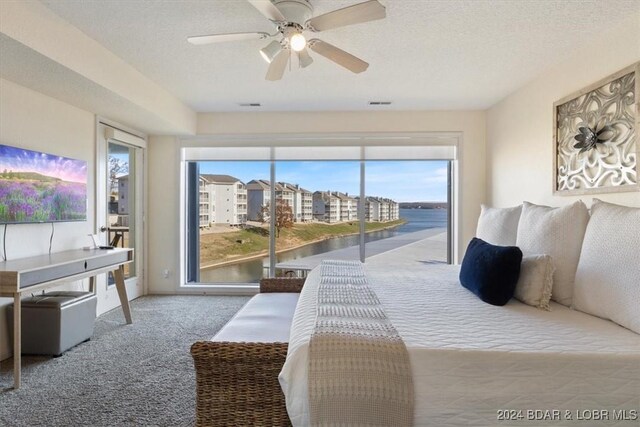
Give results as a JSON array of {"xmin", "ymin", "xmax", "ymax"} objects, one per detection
[{"xmin": 0, "ymin": 248, "xmax": 134, "ymax": 389}]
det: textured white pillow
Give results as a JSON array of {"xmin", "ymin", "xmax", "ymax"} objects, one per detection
[
  {"xmin": 516, "ymin": 201, "xmax": 589, "ymax": 307},
  {"xmin": 476, "ymin": 204, "xmax": 522, "ymax": 246},
  {"xmin": 514, "ymin": 255, "xmax": 554, "ymax": 310},
  {"xmin": 573, "ymin": 200, "xmax": 640, "ymax": 334}
]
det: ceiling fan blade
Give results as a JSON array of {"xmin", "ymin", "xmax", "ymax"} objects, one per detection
[
  {"xmin": 298, "ymin": 48, "xmax": 313, "ymax": 68},
  {"xmin": 247, "ymin": 0, "xmax": 286, "ymax": 22},
  {"xmin": 187, "ymin": 32, "xmax": 269, "ymax": 45},
  {"xmin": 308, "ymin": 39, "xmax": 368, "ymax": 73},
  {"xmin": 306, "ymin": 0, "xmax": 386, "ymax": 32},
  {"xmin": 266, "ymin": 49, "xmax": 289, "ymax": 81}
]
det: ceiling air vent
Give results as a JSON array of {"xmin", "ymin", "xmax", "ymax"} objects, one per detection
[
  {"xmin": 239, "ymin": 103, "xmax": 262, "ymax": 107},
  {"xmin": 368, "ymin": 101, "xmax": 392, "ymax": 105}
]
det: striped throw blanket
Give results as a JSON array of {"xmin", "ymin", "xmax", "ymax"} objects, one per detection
[{"xmin": 308, "ymin": 260, "xmax": 414, "ymax": 427}]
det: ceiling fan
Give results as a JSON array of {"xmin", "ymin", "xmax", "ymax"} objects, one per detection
[{"xmin": 187, "ymin": 0, "xmax": 386, "ymax": 81}]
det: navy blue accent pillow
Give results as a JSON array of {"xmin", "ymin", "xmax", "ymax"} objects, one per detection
[{"xmin": 459, "ymin": 238, "xmax": 523, "ymax": 306}]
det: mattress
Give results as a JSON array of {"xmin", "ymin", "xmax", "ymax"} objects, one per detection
[{"xmin": 279, "ymin": 243, "xmax": 640, "ymax": 427}]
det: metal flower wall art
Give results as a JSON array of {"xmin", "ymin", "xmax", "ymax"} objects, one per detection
[
  {"xmin": 553, "ymin": 63, "xmax": 639, "ymax": 195},
  {"xmin": 573, "ymin": 123, "xmax": 613, "ymax": 153}
]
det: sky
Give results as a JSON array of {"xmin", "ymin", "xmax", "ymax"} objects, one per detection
[
  {"xmin": 0, "ymin": 144, "xmax": 87, "ymax": 183},
  {"xmin": 199, "ymin": 160, "xmax": 448, "ymax": 202}
]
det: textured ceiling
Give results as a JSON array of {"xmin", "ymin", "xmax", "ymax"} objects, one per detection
[{"xmin": 40, "ymin": 0, "xmax": 640, "ymax": 112}]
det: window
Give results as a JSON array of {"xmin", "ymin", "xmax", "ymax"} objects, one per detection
[
  {"xmin": 186, "ymin": 161, "xmax": 270, "ymax": 284},
  {"xmin": 365, "ymin": 160, "xmax": 449, "ymax": 262},
  {"xmin": 184, "ymin": 145, "xmax": 456, "ymax": 286},
  {"xmin": 275, "ymin": 161, "xmax": 361, "ymax": 276}
]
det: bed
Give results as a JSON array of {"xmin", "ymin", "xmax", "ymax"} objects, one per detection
[{"xmin": 279, "ymin": 246, "xmax": 640, "ymax": 426}]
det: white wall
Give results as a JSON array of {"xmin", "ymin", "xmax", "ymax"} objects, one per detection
[
  {"xmin": 148, "ymin": 110, "xmax": 486, "ymax": 294},
  {"xmin": 0, "ymin": 0, "xmax": 196, "ymax": 135},
  {"xmin": 486, "ymin": 15, "xmax": 640, "ymax": 208},
  {"xmin": 0, "ymin": 78, "xmax": 97, "ymax": 360},
  {"xmin": 147, "ymin": 135, "xmax": 181, "ymax": 294}
]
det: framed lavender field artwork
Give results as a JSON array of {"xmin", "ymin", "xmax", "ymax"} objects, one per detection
[
  {"xmin": 553, "ymin": 62, "xmax": 640, "ymax": 195},
  {"xmin": 0, "ymin": 144, "xmax": 87, "ymax": 223}
]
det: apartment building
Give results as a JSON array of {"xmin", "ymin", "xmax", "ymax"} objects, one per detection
[
  {"xmin": 246, "ymin": 179, "xmax": 271, "ymax": 222},
  {"xmin": 358, "ymin": 197, "xmax": 400, "ymax": 222},
  {"xmin": 360, "ymin": 197, "xmax": 380, "ymax": 222},
  {"xmin": 248, "ymin": 180, "xmax": 314, "ymax": 223},
  {"xmin": 313, "ymin": 191, "xmax": 341, "ymax": 223},
  {"xmin": 247, "ymin": 181, "xmax": 399, "ymax": 225},
  {"xmin": 335, "ymin": 192, "xmax": 358, "ymax": 221},
  {"xmin": 378, "ymin": 198, "xmax": 390, "ymax": 221},
  {"xmin": 201, "ymin": 174, "xmax": 247, "ymax": 226},
  {"xmin": 280, "ymin": 182, "xmax": 313, "ymax": 222},
  {"xmin": 276, "ymin": 182, "xmax": 294, "ymax": 211},
  {"xmin": 299, "ymin": 186, "xmax": 314, "ymax": 222},
  {"xmin": 198, "ymin": 176, "xmax": 212, "ymax": 227},
  {"xmin": 113, "ymin": 175, "xmax": 137, "ymax": 227},
  {"xmin": 389, "ymin": 199, "xmax": 400, "ymax": 220}
]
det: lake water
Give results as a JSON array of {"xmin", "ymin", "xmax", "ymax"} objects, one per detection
[{"xmin": 199, "ymin": 208, "xmax": 448, "ymax": 283}]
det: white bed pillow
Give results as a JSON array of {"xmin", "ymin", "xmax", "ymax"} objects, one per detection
[
  {"xmin": 516, "ymin": 201, "xmax": 589, "ymax": 307},
  {"xmin": 514, "ymin": 255, "xmax": 554, "ymax": 310},
  {"xmin": 573, "ymin": 200, "xmax": 640, "ymax": 334},
  {"xmin": 476, "ymin": 204, "xmax": 522, "ymax": 246}
]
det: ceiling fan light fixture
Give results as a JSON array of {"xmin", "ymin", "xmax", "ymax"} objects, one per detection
[
  {"xmin": 289, "ymin": 33, "xmax": 307, "ymax": 52},
  {"xmin": 259, "ymin": 40, "xmax": 282, "ymax": 63},
  {"xmin": 190, "ymin": 0, "xmax": 387, "ymax": 79}
]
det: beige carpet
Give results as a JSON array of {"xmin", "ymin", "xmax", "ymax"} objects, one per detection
[{"xmin": 0, "ymin": 295, "xmax": 249, "ymax": 426}]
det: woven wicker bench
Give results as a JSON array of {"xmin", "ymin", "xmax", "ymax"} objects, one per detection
[{"xmin": 191, "ymin": 278, "xmax": 305, "ymax": 427}]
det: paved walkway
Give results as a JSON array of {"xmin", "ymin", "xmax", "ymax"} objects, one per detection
[{"xmin": 276, "ymin": 227, "xmax": 448, "ymax": 271}]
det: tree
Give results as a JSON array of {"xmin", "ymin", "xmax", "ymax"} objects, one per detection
[
  {"xmin": 259, "ymin": 199, "xmax": 294, "ymax": 237},
  {"xmin": 257, "ymin": 201, "xmax": 269, "ymax": 224},
  {"xmin": 108, "ymin": 156, "xmax": 129, "ymax": 195}
]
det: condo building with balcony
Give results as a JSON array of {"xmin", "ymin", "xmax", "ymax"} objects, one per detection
[
  {"xmin": 248, "ymin": 180, "xmax": 314, "ymax": 223},
  {"xmin": 335, "ymin": 192, "xmax": 358, "ymax": 221},
  {"xmin": 358, "ymin": 197, "xmax": 400, "ymax": 222},
  {"xmin": 313, "ymin": 191, "xmax": 341, "ymax": 223},
  {"xmin": 198, "ymin": 176, "xmax": 213, "ymax": 227},
  {"xmin": 275, "ymin": 182, "xmax": 294, "ymax": 211},
  {"xmin": 280, "ymin": 182, "xmax": 313, "ymax": 222},
  {"xmin": 246, "ymin": 179, "xmax": 272, "ymax": 222},
  {"xmin": 201, "ymin": 174, "xmax": 247, "ymax": 226},
  {"xmin": 388, "ymin": 199, "xmax": 400, "ymax": 220},
  {"xmin": 378, "ymin": 198, "xmax": 390, "ymax": 221},
  {"xmin": 360, "ymin": 197, "xmax": 380, "ymax": 222}
]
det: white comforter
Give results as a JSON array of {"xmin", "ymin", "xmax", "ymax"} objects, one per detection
[{"xmin": 279, "ymin": 246, "xmax": 640, "ymax": 427}]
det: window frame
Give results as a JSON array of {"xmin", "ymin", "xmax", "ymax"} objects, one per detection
[{"xmin": 178, "ymin": 133, "xmax": 462, "ymax": 294}]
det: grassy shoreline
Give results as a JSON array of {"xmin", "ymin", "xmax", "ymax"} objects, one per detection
[{"xmin": 200, "ymin": 219, "xmax": 406, "ymax": 269}]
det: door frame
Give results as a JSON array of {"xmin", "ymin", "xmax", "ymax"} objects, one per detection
[{"xmin": 95, "ymin": 117, "xmax": 147, "ymax": 314}]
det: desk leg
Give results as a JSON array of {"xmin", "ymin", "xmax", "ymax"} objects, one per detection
[
  {"xmin": 113, "ymin": 266, "xmax": 132, "ymax": 324},
  {"xmin": 13, "ymin": 292, "xmax": 21, "ymax": 389},
  {"xmin": 89, "ymin": 276, "xmax": 96, "ymax": 294}
]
